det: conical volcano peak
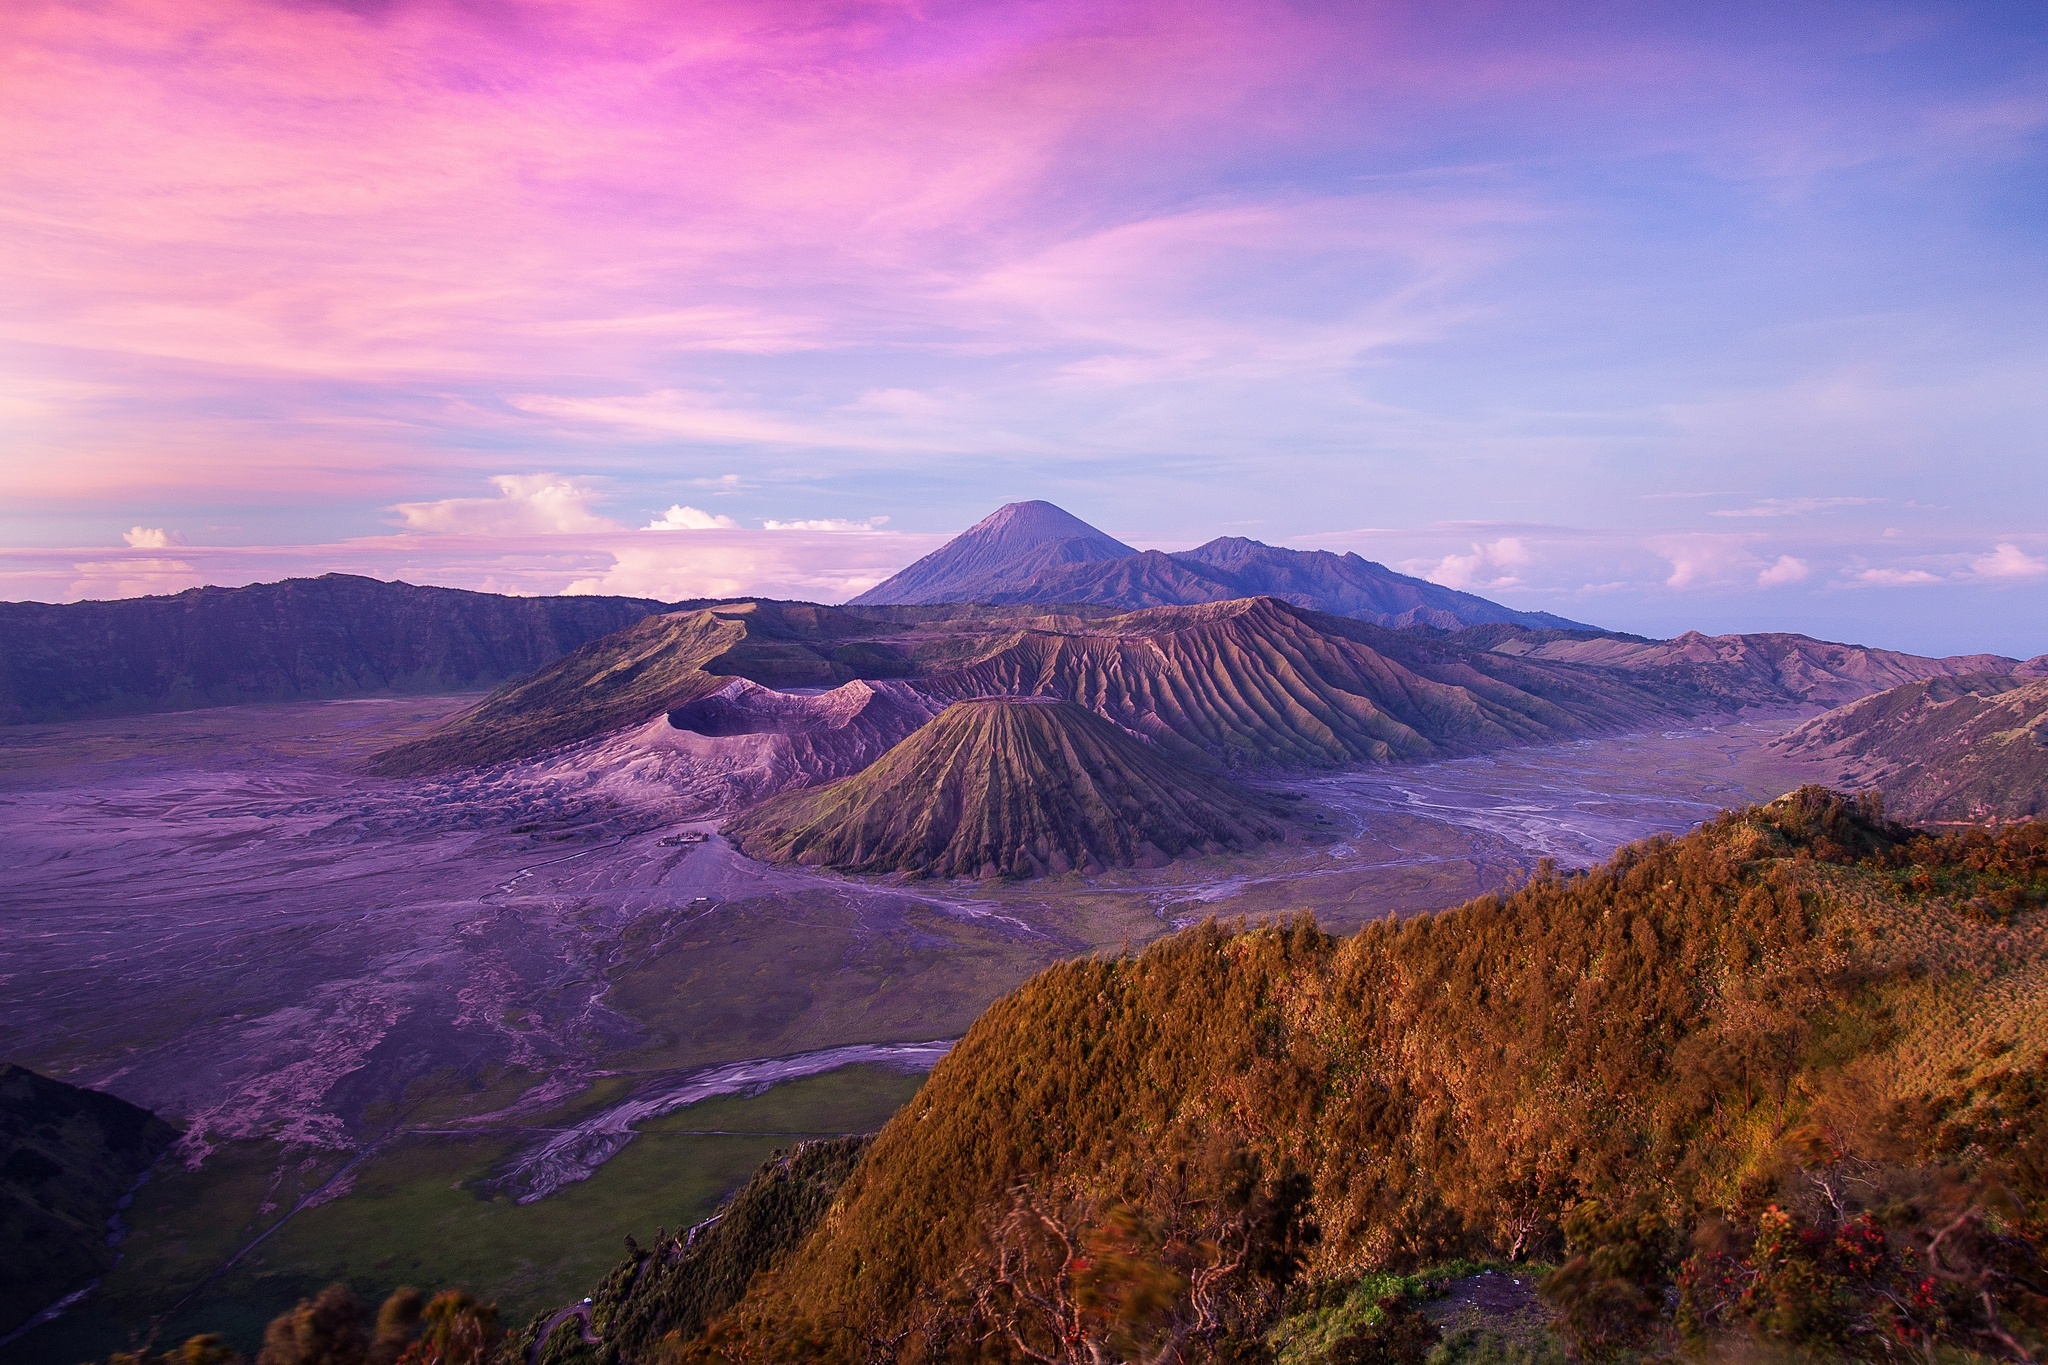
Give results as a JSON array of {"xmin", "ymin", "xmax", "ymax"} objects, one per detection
[
  {"xmin": 970, "ymin": 500, "xmax": 1126, "ymax": 544},
  {"xmin": 848, "ymin": 501, "xmax": 1593, "ymax": 629},
  {"xmin": 726, "ymin": 695, "xmax": 1291, "ymax": 878},
  {"xmin": 848, "ymin": 500, "xmax": 1135, "ymax": 606}
]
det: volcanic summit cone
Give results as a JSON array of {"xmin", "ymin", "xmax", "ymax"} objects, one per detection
[{"xmin": 727, "ymin": 697, "xmax": 1291, "ymax": 878}]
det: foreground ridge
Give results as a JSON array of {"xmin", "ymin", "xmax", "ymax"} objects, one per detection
[{"xmin": 617, "ymin": 789, "xmax": 2048, "ymax": 1363}]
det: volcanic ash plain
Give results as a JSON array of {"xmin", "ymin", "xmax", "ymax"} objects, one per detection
[{"xmin": 0, "ymin": 694, "xmax": 1829, "ymax": 1355}]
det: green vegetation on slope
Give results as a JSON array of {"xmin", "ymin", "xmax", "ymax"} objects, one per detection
[
  {"xmin": 1780, "ymin": 673, "xmax": 2048, "ymax": 822},
  {"xmin": 14, "ymin": 1067, "xmax": 928, "ymax": 1365},
  {"xmin": 0, "ymin": 1065, "xmax": 179, "ymax": 1336},
  {"xmin": 370, "ymin": 610, "xmax": 749, "ymax": 775},
  {"xmin": 726, "ymin": 698, "xmax": 1294, "ymax": 878},
  {"xmin": 675, "ymin": 790, "xmax": 2048, "ymax": 1363},
  {"xmin": 519, "ymin": 1138, "xmax": 868, "ymax": 1365}
]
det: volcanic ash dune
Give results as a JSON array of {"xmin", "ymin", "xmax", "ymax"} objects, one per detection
[{"xmin": 726, "ymin": 697, "xmax": 1293, "ymax": 879}]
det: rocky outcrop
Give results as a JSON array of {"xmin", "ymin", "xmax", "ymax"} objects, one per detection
[{"xmin": 1775, "ymin": 673, "xmax": 2048, "ymax": 822}]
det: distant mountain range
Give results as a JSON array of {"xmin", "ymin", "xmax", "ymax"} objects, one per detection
[
  {"xmin": 1776, "ymin": 667, "xmax": 2048, "ymax": 823},
  {"xmin": 377, "ymin": 594, "xmax": 2019, "ymax": 780},
  {"xmin": 0, "ymin": 575, "xmax": 667, "ymax": 724},
  {"xmin": 1460, "ymin": 624, "xmax": 2023, "ymax": 706},
  {"xmin": 360, "ymin": 589, "xmax": 2029, "ymax": 877},
  {"xmin": 371, "ymin": 597, "xmax": 1709, "ymax": 779},
  {"xmin": 850, "ymin": 500, "xmax": 1592, "ymax": 630},
  {"xmin": 6, "ymin": 504, "xmax": 2037, "ymax": 878}
]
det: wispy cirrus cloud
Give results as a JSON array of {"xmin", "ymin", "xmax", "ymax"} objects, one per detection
[
  {"xmin": 1712, "ymin": 497, "xmax": 1881, "ymax": 518},
  {"xmin": 763, "ymin": 517, "xmax": 892, "ymax": 532},
  {"xmin": 1849, "ymin": 567, "xmax": 1944, "ymax": 588}
]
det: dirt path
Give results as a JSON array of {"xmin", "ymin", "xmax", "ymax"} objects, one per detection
[{"xmin": 528, "ymin": 1302, "xmax": 600, "ymax": 1364}]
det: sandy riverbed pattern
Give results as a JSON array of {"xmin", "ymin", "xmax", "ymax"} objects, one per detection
[{"xmin": 1, "ymin": 697, "xmax": 1829, "ymax": 1152}]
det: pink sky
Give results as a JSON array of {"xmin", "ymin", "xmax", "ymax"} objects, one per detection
[{"xmin": 3, "ymin": 0, "xmax": 2044, "ymax": 653}]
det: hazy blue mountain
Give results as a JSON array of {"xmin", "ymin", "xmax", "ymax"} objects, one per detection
[
  {"xmin": 849, "ymin": 502, "xmax": 1591, "ymax": 630},
  {"xmin": 846, "ymin": 501, "xmax": 1134, "ymax": 606},
  {"xmin": 0, "ymin": 574, "xmax": 668, "ymax": 724}
]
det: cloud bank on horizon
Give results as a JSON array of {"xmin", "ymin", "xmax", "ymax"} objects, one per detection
[{"xmin": 1, "ymin": 0, "xmax": 2043, "ymax": 654}]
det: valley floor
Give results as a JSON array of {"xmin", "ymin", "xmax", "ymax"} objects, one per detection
[{"xmin": 0, "ymin": 698, "xmax": 1831, "ymax": 1356}]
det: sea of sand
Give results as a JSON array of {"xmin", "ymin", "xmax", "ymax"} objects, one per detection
[{"xmin": 0, "ymin": 695, "xmax": 1834, "ymax": 1348}]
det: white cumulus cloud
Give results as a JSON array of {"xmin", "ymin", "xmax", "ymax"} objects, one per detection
[
  {"xmin": 562, "ymin": 530, "xmax": 944, "ymax": 602},
  {"xmin": 1420, "ymin": 537, "xmax": 1530, "ymax": 590},
  {"xmin": 1656, "ymin": 535, "xmax": 1757, "ymax": 590},
  {"xmin": 123, "ymin": 525, "xmax": 185, "ymax": 548},
  {"xmin": 392, "ymin": 475, "xmax": 618, "ymax": 535},
  {"xmin": 1970, "ymin": 543, "xmax": 2047, "ymax": 579},
  {"xmin": 646, "ymin": 504, "xmax": 739, "ymax": 530},
  {"xmin": 1756, "ymin": 555, "xmax": 1809, "ymax": 587}
]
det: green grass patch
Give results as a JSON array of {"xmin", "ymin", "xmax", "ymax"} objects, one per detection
[
  {"xmin": 1268, "ymin": 1261, "xmax": 1548, "ymax": 1365},
  {"xmin": 11, "ymin": 1065, "xmax": 927, "ymax": 1361}
]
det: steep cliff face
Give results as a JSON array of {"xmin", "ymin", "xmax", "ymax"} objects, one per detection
[
  {"xmin": 727, "ymin": 698, "xmax": 1293, "ymax": 878},
  {"xmin": 0, "ymin": 575, "xmax": 666, "ymax": 724},
  {"xmin": 1, "ymin": 1067, "xmax": 179, "ymax": 1337},
  {"xmin": 1777, "ymin": 673, "xmax": 2048, "ymax": 822}
]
